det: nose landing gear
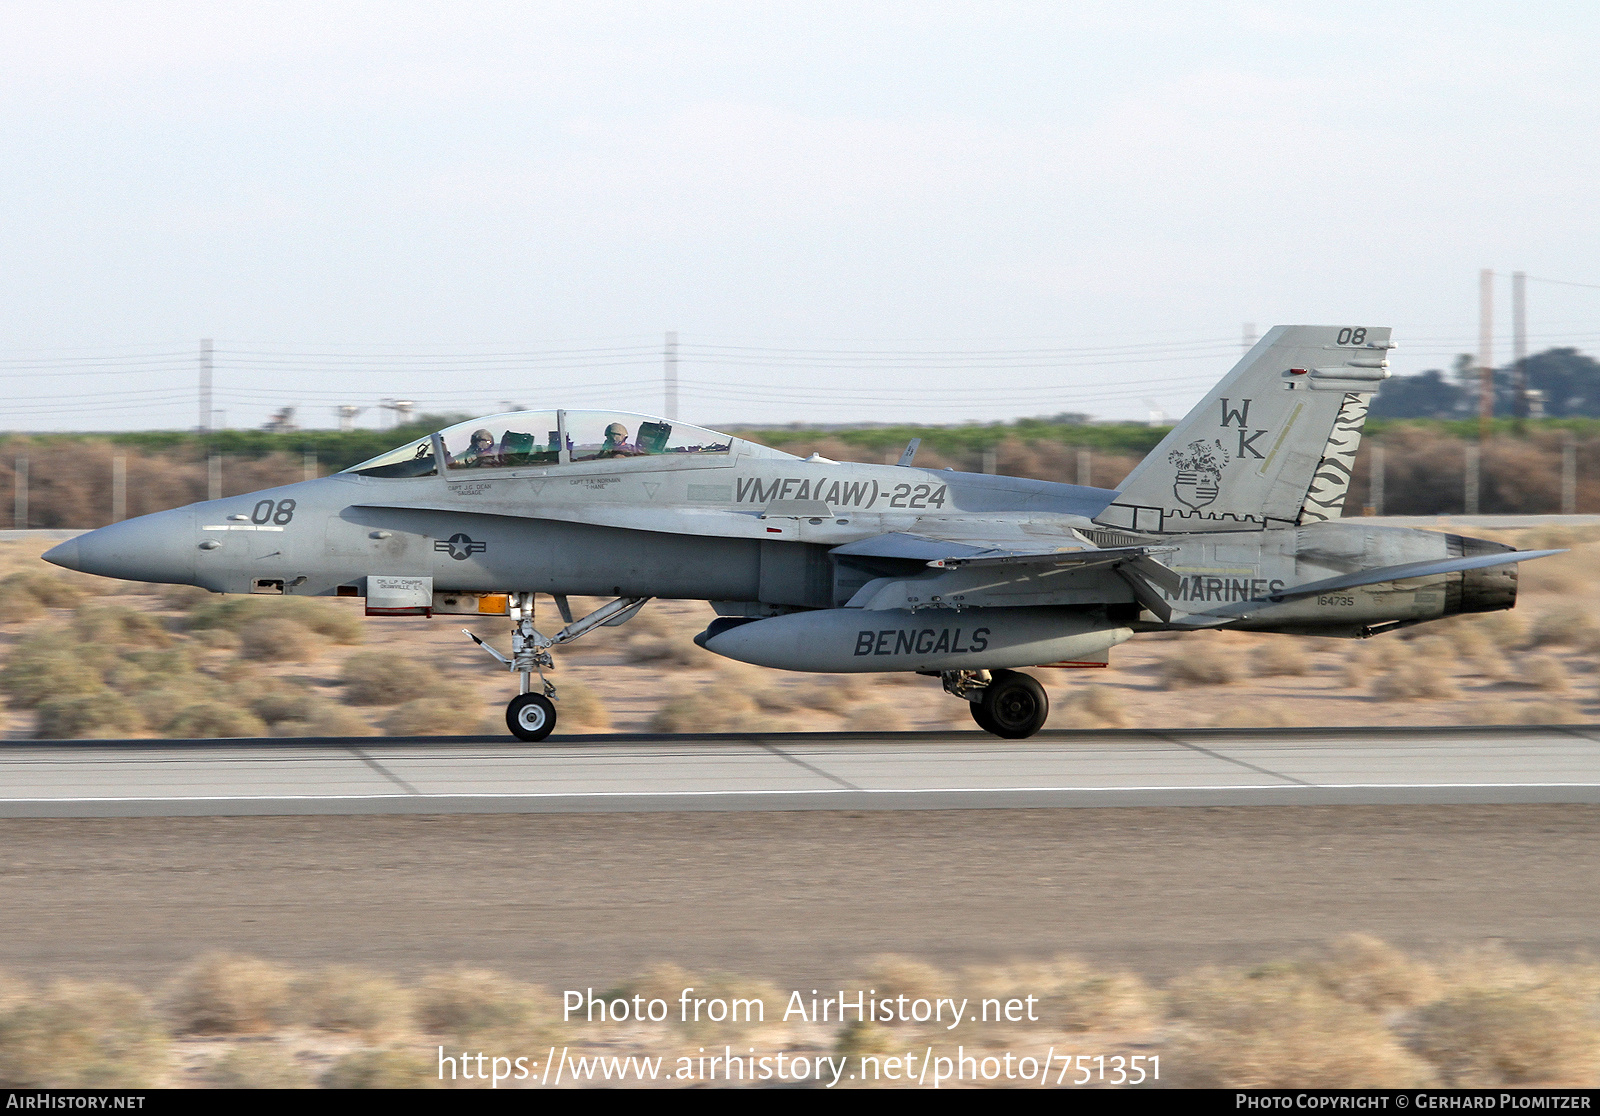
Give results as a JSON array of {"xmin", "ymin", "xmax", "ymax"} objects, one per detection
[{"xmin": 464, "ymin": 592, "xmax": 650, "ymax": 741}]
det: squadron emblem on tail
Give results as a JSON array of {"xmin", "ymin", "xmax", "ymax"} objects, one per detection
[{"xmin": 1168, "ymin": 439, "xmax": 1230, "ymax": 509}]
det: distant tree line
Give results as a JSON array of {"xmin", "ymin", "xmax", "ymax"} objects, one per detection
[{"xmin": 1370, "ymin": 347, "xmax": 1600, "ymax": 419}]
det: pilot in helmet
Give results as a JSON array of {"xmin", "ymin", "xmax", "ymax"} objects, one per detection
[
  {"xmin": 461, "ymin": 428, "xmax": 496, "ymax": 466},
  {"xmin": 600, "ymin": 422, "xmax": 636, "ymax": 457}
]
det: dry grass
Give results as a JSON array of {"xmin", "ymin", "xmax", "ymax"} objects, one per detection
[
  {"xmin": 1519, "ymin": 655, "xmax": 1571, "ymax": 693},
  {"xmin": 237, "ymin": 617, "xmax": 320, "ymax": 663},
  {"xmin": 0, "ymin": 941, "xmax": 1593, "ymax": 1088},
  {"xmin": 319, "ymin": 1048, "xmax": 439, "ymax": 1089},
  {"xmin": 413, "ymin": 969, "xmax": 558, "ymax": 1043},
  {"xmin": 1529, "ymin": 609, "xmax": 1600, "ymax": 648},
  {"xmin": 186, "ymin": 596, "xmax": 363, "ymax": 645},
  {"xmin": 1164, "ymin": 968, "xmax": 1436, "ymax": 1087},
  {"xmin": 1208, "ymin": 702, "xmax": 1310, "ymax": 729},
  {"xmin": 203, "ymin": 1044, "xmax": 312, "ymax": 1088},
  {"xmin": 0, "ymin": 979, "xmax": 169, "ymax": 1088},
  {"xmin": 1372, "ymin": 660, "xmax": 1460, "ymax": 701},
  {"xmin": 163, "ymin": 954, "xmax": 295, "ymax": 1035},
  {"xmin": 1054, "ymin": 685, "xmax": 1128, "ymax": 728},
  {"xmin": 379, "ymin": 696, "xmax": 489, "ymax": 736},
  {"xmin": 293, "ymin": 967, "xmax": 413, "ymax": 1040},
  {"xmin": 339, "ymin": 653, "xmax": 444, "ymax": 706},
  {"xmin": 1158, "ymin": 652, "xmax": 1240, "ymax": 689},
  {"xmin": 1411, "ymin": 988, "xmax": 1600, "ymax": 1086},
  {"xmin": 1249, "ymin": 638, "xmax": 1312, "ymax": 677},
  {"xmin": 552, "ymin": 677, "xmax": 611, "ymax": 732},
  {"xmin": 845, "ymin": 702, "xmax": 908, "ymax": 731}
]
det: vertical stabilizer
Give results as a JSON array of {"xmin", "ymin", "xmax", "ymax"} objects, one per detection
[{"xmin": 1094, "ymin": 325, "xmax": 1390, "ymax": 534}]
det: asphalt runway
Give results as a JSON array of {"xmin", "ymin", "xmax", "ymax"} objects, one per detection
[
  {"xmin": 1, "ymin": 727, "xmax": 1598, "ymax": 987},
  {"xmin": 1, "ymin": 725, "xmax": 1598, "ymax": 816}
]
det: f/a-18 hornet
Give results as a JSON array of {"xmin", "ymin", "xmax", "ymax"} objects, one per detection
[{"xmin": 46, "ymin": 326, "xmax": 1556, "ymax": 740}]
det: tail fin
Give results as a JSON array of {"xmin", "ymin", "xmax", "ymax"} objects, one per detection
[{"xmin": 1094, "ymin": 325, "xmax": 1390, "ymax": 534}]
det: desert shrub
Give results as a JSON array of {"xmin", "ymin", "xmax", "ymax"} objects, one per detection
[
  {"xmin": 1410, "ymin": 988, "xmax": 1600, "ymax": 1086},
  {"xmin": 269, "ymin": 700, "xmax": 377, "ymax": 737},
  {"xmin": 162, "ymin": 701, "xmax": 268, "ymax": 739},
  {"xmin": 1530, "ymin": 610, "xmax": 1599, "ymax": 648},
  {"xmin": 855, "ymin": 956, "xmax": 948, "ymax": 1012},
  {"xmin": 0, "ymin": 980, "xmax": 168, "ymax": 1088},
  {"xmin": 237, "ymin": 617, "xmax": 319, "ymax": 662},
  {"xmin": 293, "ymin": 967, "xmax": 413, "ymax": 1039},
  {"xmin": 187, "ymin": 597, "xmax": 362, "ymax": 644},
  {"xmin": 1208, "ymin": 702, "xmax": 1309, "ymax": 729},
  {"xmin": 0, "ymin": 581, "xmax": 44, "ymax": 623},
  {"xmin": 847, "ymin": 702, "xmax": 908, "ymax": 731},
  {"xmin": 1464, "ymin": 701, "xmax": 1524, "ymax": 725},
  {"xmin": 622, "ymin": 635, "xmax": 694, "ymax": 665},
  {"xmin": 1518, "ymin": 700, "xmax": 1585, "ymax": 725},
  {"xmin": 0, "ymin": 634, "xmax": 110, "ymax": 709},
  {"xmin": 319, "ymin": 1048, "xmax": 439, "ymax": 1089},
  {"xmin": 834, "ymin": 1021, "xmax": 897, "ymax": 1057},
  {"xmin": 1303, "ymin": 935, "xmax": 1441, "ymax": 1013},
  {"xmin": 71, "ymin": 604, "xmax": 170, "ymax": 648},
  {"xmin": 379, "ymin": 697, "xmax": 486, "ymax": 736},
  {"xmin": 1164, "ymin": 968, "xmax": 1435, "ymax": 1087},
  {"xmin": 1372, "ymin": 661, "xmax": 1459, "ymax": 701},
  {"xmin": 34, "ymin": 691, "xmax": 148, "ymax": 739},
  {"xmin": 192, "ymin": 627, "xmax": 241, "ymax": 651},
  {"xmin": 164, "ymin": 954, "xmax": 295, "ymax": 1035},
  {"xmin": 1249, "ymin": 638, "xmax": 1312, "ymax": 677},
  {"xmin": 0, "ymin": 569, "xmax": 89, "ymax": 613},
  {"xmin": 158, "ymin": 583, "xmax": 212, "ymax": 608},
  {"xmin": 1055, "ymin": 685, "xmax": 1128, "ymax": 728},
  {"xmin": 1159, "ymin": 652, "xmax": 1240, "ymax": 689},
  {"xmin": 966, "ymin": 956, "xmax": 1156, "ymax": 1034},
  {"xmin": 1473, "ymin": 611, "xmax": 1529, "ymax": 651},
  {"xmin": 414, "ymin": 970, "xmax": 558, "ymax": 1043},
  {"xmin": 554, "ymin": 677, "xmax": 611, "ymax": 732},
  {"xmin": 650, "ymin": 687, "xmax": 761, "ymax": 733},
  {"xmin": 1410, "ymin": 635, "xmax": 1459, "ymax": 669},
  {"xmin": 602, "ymin": 965, "xmax": 778, "ymax": 1038},
  {"xmin": 339, "ymin": 653, "xmax": 443, "ymax": 706},
  {"xmin": 799, "ymin": 674, "xmax": 874, "ymax": 712},
  {"xmin": 204, "ymin": 1044, "xmax": 311, "ymax": 1088},
  {"xmin": 1519, "ymin": 655, "xmax": 1570, "ymax": 693}
]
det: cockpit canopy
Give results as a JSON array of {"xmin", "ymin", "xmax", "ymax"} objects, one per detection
[{"xmin": 345, "ymin": 410, "xmax": 737, "ymax": 478}]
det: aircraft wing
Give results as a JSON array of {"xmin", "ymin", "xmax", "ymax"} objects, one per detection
[{"xmin": 832, "ymin": 532, "xmax": 1182, "ymax": 617}]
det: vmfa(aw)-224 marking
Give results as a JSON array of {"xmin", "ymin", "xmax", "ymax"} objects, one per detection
[{"xmin": 44, "ymin": 325, "xmax": 1558, "ymax": 740}]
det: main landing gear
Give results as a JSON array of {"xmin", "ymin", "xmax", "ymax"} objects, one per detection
[
  {"xmin": 465, "ymin": 592, "xmax": 650, "ymax": 741},
  {"xmin": 941, "ymin": 668, "xmax": 1050, "ymax": 739}
]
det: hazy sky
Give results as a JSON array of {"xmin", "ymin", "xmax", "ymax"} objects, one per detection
[{"xmin": 2, "ymin": 2, "xmax": 1598, "ymax": 432}]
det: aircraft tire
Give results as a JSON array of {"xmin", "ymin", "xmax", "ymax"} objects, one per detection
[
  {"xmin": 507, "ymin": 693, "xmax": 557, "ymax": 741},
  {"xmin": 969, "ymin": 700, "xmax": 999, "ymax": 734},
  {"xmin": 980, "ymin": 670, "xmax": 1049, "ymax": 739}
]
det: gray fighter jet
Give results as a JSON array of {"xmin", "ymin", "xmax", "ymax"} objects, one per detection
[{"xmin": 44, "ymin": 326, "xmax": 1557, "ymax": 740}]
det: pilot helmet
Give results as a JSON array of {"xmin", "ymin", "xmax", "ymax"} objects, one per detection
[
  {"xmin": 604, "ymin": 422, "xmax": 628, "ymax": 440},
  {"xmin": 471, "ymin": 428, "xmax": 494, "ymax": 446}
]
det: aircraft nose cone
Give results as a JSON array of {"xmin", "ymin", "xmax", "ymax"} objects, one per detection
[
  {"xmin": 43, "ymin": 508, "xmax": 197, "ymax": 585},
  {"xmin": 41, "ymin": 537, "xmax": 81, "ymax": 572}
]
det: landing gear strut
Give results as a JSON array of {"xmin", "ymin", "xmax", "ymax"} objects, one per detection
[
  {"xmin": 942, "ymin": 668, "xmax": 1050, "ymax": 739},
  {"xmin": 465, "ymin": 592, "xmax": 650, "ymax": 741}
]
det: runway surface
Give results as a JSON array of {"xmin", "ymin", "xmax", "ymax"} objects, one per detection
[{"xmin": 3, "ymin": 725, "xmax": 1599, "ymax": 817}]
